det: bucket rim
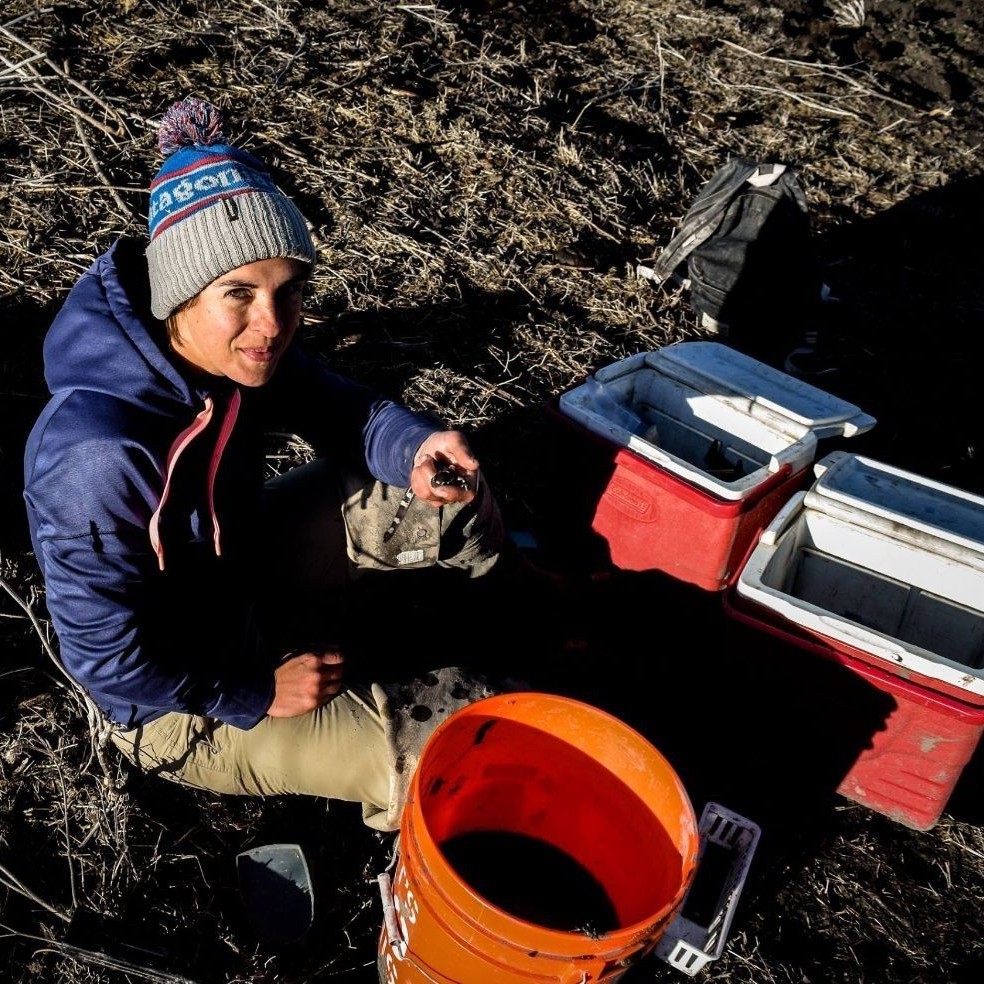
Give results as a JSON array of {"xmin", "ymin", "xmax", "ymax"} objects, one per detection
[{"xmin": 403, "ymin": 691, "xmax": 700, "ymax": 952}]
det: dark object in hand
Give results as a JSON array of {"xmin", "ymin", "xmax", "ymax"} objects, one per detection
[{"xmin": 431, "ymin": 464, "xmax": 471, "ymax": 490}]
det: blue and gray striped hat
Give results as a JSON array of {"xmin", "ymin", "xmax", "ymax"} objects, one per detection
[{"xmin": 146, "ymin": 97, "xmax": 316, "ymax": 320}]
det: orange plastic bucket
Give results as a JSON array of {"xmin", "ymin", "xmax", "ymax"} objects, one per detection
[{"xmin": 377, "ymin": 692, "xmax": 699, "ymax": 983}]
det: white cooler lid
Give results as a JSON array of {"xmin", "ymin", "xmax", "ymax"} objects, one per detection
[
  {"xmin": 632, "ymin": 342, "xmax": 876, "ymax": 439},
  {"xmin": 808, "ymin": 451, "xmax": 984, "ymax": 563}
]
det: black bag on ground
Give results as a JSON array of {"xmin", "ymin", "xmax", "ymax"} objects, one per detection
[{"xmin": 642, "ymin": 157, "xmax": 824, "ymax": 366}]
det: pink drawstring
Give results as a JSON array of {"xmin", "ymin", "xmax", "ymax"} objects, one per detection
[
  {"xmin": 148, "ymin": 390, "xmax": 240, "ymax": 570},
  {"xmin": 207, "ymin": 389, "xmax": 241, "ymax": 556}
]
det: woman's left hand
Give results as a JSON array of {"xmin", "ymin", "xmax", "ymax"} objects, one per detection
[{"xmin": 409, "ymin": 430, "xmax": 480, "ymax": 507}]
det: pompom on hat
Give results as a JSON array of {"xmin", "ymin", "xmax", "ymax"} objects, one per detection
[{"xmin": 146, "ymin": 97, "xmax": 316, "ymax": 320}]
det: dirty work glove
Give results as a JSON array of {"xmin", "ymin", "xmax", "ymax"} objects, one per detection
[{"xmin": 369, "ymin": 666, "xmax": 498, "ymax": 831}]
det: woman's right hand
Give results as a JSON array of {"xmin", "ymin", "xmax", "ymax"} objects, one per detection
[{"xmin": 267, "ymin": 649, "xmax": 345, "ymax": 717}]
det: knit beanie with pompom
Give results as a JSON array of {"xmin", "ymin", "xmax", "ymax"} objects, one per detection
[{"xmin": 145, "ymin": 97, "xmax": 316, "ymax": 320}]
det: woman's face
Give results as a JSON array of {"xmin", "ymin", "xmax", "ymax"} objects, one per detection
[{"xmin": 169, "ymin": 257, "xmax": 310, "ymax": 387}]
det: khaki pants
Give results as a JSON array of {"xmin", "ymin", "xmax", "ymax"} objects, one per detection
[{"xmin": 111, "ymin": 459, "xmax": 506, "ymax": 831}]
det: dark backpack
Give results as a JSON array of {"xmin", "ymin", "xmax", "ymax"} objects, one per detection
[{"xmin": 640, "ymin": 157, "xmax": 824, "ymax": 364}]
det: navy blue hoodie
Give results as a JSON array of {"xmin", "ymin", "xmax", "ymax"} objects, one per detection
[{"xmin": 23, "ymin": 238, "xmax": 436, "ymax": 730}]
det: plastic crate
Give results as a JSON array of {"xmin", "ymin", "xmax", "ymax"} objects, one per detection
[{"xmin": 654, "ymin": 802, "xmax": 761, "ymax": 976}]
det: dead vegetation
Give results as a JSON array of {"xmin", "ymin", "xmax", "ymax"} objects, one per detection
[{"xmin": 2, "ymin": 1, "xmax": 984, "ymax": 982}]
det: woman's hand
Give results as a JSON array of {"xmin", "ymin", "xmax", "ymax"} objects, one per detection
[
  {"xmin": 267, "ymin": 649, "xmax": 345, "ymax": 717},
  {"xmin": 409, "ymin": 430, "xmax": 480, "ymax": 507}
]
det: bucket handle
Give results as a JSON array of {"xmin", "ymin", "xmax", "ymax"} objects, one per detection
[
  {"xmin": 653, "ymin": 802, "xmax": 761, "ymax": 977},
  {"xmin": 377, "ymin": 872, "xmax": 406, "ymax": 957}
]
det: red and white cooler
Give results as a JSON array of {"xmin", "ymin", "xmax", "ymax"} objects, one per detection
[
  {"xmin": 728, "ymin": 450, "xmax": 984, "ymax": 830},
  {"xmin": 556, "ymin": 342, "xmax": 876, "ymax": 590}
]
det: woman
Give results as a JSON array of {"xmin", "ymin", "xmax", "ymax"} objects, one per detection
[{"xmin": 23, "ymin": 97, "xmax": 506, "ymax": 831}]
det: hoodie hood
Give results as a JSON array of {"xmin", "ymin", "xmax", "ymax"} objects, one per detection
[{"xmin": 42, "ymin": 237, "xmax": 198, "ymax": 414}]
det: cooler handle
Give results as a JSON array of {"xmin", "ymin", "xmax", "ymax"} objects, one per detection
[
  {"xmin": 653, "ymin": 802, "xmax": 761, "ymax": 977},
  {"xmin": 757, "ymin": 490, "xmax": 807, "ymax": 546}
]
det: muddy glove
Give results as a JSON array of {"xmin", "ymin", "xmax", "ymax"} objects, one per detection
[{"xmin": 369, "ymin": 666, "xmax": 498, "ymax": 832}]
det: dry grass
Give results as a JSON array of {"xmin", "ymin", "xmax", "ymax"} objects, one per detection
[{"xmin": 3, "ymin": 1, "xmax": 984, "ymax": 982}]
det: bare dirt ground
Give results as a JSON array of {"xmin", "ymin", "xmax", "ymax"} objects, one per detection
[{"xmin": 2, "ymin": 2, "xmax": 984, "ymax": 982}]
